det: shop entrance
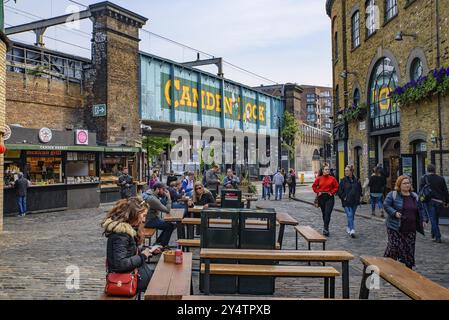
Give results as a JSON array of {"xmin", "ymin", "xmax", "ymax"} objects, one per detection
[{"xmin": 378, "ymin": 136, "xmax": 401, "ymax": 192}]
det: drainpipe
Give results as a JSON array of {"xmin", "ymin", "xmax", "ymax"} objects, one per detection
[{"xmin": 436, "ymin": 0, "xmax": 443, "ymax": 175}]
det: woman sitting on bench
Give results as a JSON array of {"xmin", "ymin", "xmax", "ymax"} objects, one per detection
[
  {"xmin": 187, "ymin": 182, "xmax": 219, "ymax": 209},
  {"xmin": 102, "ymin": 197, "xmax": 161, "ymax": 297}
]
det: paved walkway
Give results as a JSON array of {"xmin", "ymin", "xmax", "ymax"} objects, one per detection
[{"xmin": 0, "ymin": 190, "xmax": 448, "ymax": 299}]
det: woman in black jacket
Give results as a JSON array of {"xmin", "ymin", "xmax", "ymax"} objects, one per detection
[
  {"xmin": 369, "ymin": 167, "xmax": 387, "ymax": 217},
  {"xmin": 187, "ymin": 182, "xmax": 218, "ymax": 208},
  {"xmin": 337, "ymin": 165, "xmax": 362, "ymax": 238},
  {"xmin": 102, "ymin": 197, "xmax": 161, "ymax": 298}
]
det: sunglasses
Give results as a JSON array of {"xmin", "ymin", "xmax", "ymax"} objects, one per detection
[{"xmin": 195, "ymin": 187, "xmax": 203, "ymax": 190}]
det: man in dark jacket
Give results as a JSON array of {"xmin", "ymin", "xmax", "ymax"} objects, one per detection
[
  {"xmin": 205, "ymin": 165, "xmax": 221, "ymax": 198},
  {"xmin": 142, "ymin": 183, "xmax": 175, "ymax": 247},
  {"xmin": 166, "ymin": 170, "xmax": 178, "ymax": 187},
  {"xmin": 419, "ymin": 164, "xmax": 449, "ymax": 243},
  {"xmin": 14, "ymin": 173, "xmax": 29, "ymax": 217},
  {"xmin": 117, "ymin": 167, "xmax": 133, "ymax": 199}
]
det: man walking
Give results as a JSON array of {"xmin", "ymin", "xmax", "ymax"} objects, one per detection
[
  {"xmin": 419, "ymin": 164, "xmax": 449, "ymax": 243},
  {"xmin": 273, "ymin": 170, "xmax": 284, "ymax": 201},
  {"xmin": 15, "ymin": 173, "xmax": 29, "ymax": 217},
  {"xmin": 205, "ymin": 165, "xmax": 221, "ymax": 198},
  {"xmin": 117, "ymin": 167, "xmax": 133, "ymax": 199}
]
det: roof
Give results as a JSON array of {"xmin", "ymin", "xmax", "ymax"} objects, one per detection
[{"xmin": 326, "ymin": 0, "xmax": 334, "ymax": 18}]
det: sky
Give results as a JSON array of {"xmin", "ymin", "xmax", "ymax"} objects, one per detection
[{"xmin": 4, "ymin": 0, "xmax": 332, "ymax": 87}]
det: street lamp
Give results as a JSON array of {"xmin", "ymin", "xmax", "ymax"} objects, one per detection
[{"xmin": 394, "ymin": 31, "xmax": 417, "ymax": 41}]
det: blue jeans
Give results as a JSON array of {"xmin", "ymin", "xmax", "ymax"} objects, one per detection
[
  {"xmin": 262, "ymin": 186, "xmax": 271, "ymax": 199},
  {"xmin": 275, "ymin": 185, "xmax": 283, "ymax": 200},
  {"xmin": 17, "ymin": 196, "xmax": 27, "ymax": 215},
  {"xmin": 344, "ymin": 206, "xmax": 357, "ymax": 231},
  {"xmin": 145, "ymin": 217, "xmax": 175, "ymax": 246},
  {"xmin": 370, "ymin": 195, "xmax": 383, "ymax": 211},
  {"xmin": 425, "ymin": 202, "xmax": 441, "ymax": 240}
]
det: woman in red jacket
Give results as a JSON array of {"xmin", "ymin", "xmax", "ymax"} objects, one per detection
[{"xmin": 312, "ymin": 164, "xmax": 339, "ymax": 236}]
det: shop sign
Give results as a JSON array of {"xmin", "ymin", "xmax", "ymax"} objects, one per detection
[
  {"xmin": 38, "ymin": 127, "xmax": 53, "ymax": 143},
  {"xmin": 26, "ymin": 150, "xmax": 62, "ymax": 156},
  {"xmin": 369, "ymin": 151, "xmax": 376, "ymax": 159},
  {"xmin": 75, "ymin": 130, "xmax": 89, "ymax": 145},
  {"xmin": 4, "ymin": 125, "xmax": 11, "ymax": 141},
  {"xmin": 93, "ymin": 104, "xmax": 107, "ymax": 117},
  {"xmin": 359, "ymin": 121, "xmax": 366, "ymax": 131},
  {"xmin": 39, "ymin": 145, "xmax": 68, "ymax": 151}
]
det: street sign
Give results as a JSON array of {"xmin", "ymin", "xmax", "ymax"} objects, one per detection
[{"xmin": 92, "ymin": 104, "xmax": 107, "ymax": 117}]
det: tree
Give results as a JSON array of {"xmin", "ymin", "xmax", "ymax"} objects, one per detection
[
  {"xmin": 281, "ymin": 111, "xmax": 300, "ymax": 160},
  {"xmin": 142, "ymin": 136, "xmax": 173, "ymax": 168}
]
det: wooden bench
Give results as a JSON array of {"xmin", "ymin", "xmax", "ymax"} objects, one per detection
[
  {"xmin": 144, "ymin": 252, "xmax": 193, "ymax": 300},
  {"xmin": 359, "ymin": 256, "xmax": 449, "ymax": 300},
  {"xmin": 201, "ymin": 248, "xmax": 354, "ymax": 299},
  {"xmin": 177, "ymin": 239, "xmax": 281, "ymax": 251},
  {"xmin": 143, "ymin": 228, "xmax": 156, "ymax": 247},
  {"xmin": 200, "ymin": 263, "xmax": 339, "ymax": 298},
  {"xmin": 295, "ymin": 226, "xmax": 327, "ymax": 251},
  {"xmin": 276, "ymin": 212, "xmax": 299, "ymax": 249}
]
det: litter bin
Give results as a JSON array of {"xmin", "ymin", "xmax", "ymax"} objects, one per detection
[
  {"xmin": 200, "ymin": 208, "xmax": 240, "ymax": 294},
  {"xmin": 300, "ymin": 172, "xmax": 305, "ymax": 184},
  {"xmin": 238, "ymin": 208, "xmax": 276, "ymax": 295}
]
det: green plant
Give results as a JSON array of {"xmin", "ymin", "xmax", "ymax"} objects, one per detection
[
  {"xmin": 343, "ymin": 102, "xmax": 367, "ymax": 122},
  {"xmin": 281, "ymin": 111, "xmax": 300, "ymax": 160},
  {"xmin": 27, "ymin": 64, "xmax": 49, "ymax": 76},
  {"xmin": 142, "ymin": 136, "xmax": 174, "ymax": 167}
]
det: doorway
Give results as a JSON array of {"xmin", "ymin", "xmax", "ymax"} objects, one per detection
[{"xmin": 354, "ymin": 147, "xmax": 362, "ymax": 179}]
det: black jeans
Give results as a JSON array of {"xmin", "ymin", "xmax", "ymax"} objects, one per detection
[
  {"xmin": 137, "ymin": 263, "xmax": 153, "ymax": 295},
  {"xmin": 145, "ymin": 217, "xmax": 175, "ymax": 246},
  {"xmin": 318, "ymin": 194, "xmax": 334, "ymax": 232},
  {"xmin": 288, "ymin": 183, "xmax": 296, "ymax": 197}
]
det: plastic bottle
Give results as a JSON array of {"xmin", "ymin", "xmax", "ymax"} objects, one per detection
[{"xmin": 175, "ymin": 249, "xmax": 183, "ymax": 264}]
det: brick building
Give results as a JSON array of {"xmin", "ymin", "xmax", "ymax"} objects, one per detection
[
  {"xmin": 300, "ymin": 85, "xmax": 333, "ymax": 133},
  {"xmin": 1, "ymin": 0, "xmax": 9, "ymax": 231},
  {"xmin": 326, "ymin": 0, "xmax": 449, "ymax": 201}
]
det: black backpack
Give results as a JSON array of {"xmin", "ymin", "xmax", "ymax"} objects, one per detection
[{"xmin": 419, "ymin": 175, "xmax": 432, "ymax": 203}]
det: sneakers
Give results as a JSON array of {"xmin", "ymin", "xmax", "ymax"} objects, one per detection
[
  {"xmin": 350, "ymin": 230, "xmax": 356, "ymax": 238},
  {"xmin": 346, "ymin": 227, "xmax": 350, "ymax": 234},
  {"xmin": 371, "ymin": 211, "xmax": 376, "ymax": 216}
]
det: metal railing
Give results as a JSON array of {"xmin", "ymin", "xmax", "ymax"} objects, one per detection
[{"xmin": 6, "ymin": 43, "xmax": 89, "ymax": 83}]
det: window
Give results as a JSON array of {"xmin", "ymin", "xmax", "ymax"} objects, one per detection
[
  {"xmin": 351, "ymin": 11, "xmax": 360, "ymax": 48},
  {"xmin": 369, "ymin": 57, "xmax": 400, "ymax": 130},
  {"xmin": 353, "ymin": 88, "xmax": 361, "ymax": 107},
  {"xmin": 366, "ymin": 0, "xmax": 377, "ymax": 37},
  {"xmin": 385, "ymin": 0, "xmax": 398, "ymax": 21},
  {"xmin": 334, "ymin": 32, "xmax": 339, "ymax": 60},
  {"xmin": 410, "ymin": 58, "xmax": 423, "ymax": 81}
]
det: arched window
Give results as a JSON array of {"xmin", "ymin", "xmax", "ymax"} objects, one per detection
[
  {"xmin": 410, "ymin": 58, "xmax": 423, "ymax": 81},
  {"xmin": 351, "ymin": 11, "xmax": 360, "ymax": 49},
  {"xmin": 353, "ymin": 88, "xmax": 361, "ymax": 107},
  {"xmin": 369, "ymin": 57, "xmax": 399, "ymax": 130}
]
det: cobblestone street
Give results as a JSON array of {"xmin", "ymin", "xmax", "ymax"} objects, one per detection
[{"xmin": 1, "ymin": 186, "xmax": 449, "ymax": 300}]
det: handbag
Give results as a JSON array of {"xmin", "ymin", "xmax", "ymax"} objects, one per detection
[
  {"xmin": 104, "ymin": 249, "xmax": 139, "ymax": 297},
  {"xmin": 314, "ymin": 177, "xmax": 321, "ymax": 208}
]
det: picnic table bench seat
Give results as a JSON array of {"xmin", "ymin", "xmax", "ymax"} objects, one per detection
[
  {"xmin": 295, "ymin": 226, "xmax": 327, "ymax": 250},
  {"xmin": 360, "ymin": 256, "xmax": 449, "ymax": 300}
]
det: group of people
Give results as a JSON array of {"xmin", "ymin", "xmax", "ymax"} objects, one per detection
[
  {"xmin": 262, "ymin": 168, "xmax": 297, "ymax": 201},
  {"xmin": 312, "ymin": 163, "xmax": 448, "ymax": 269}
]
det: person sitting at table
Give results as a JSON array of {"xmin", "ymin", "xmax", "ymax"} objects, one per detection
[
  {"xmin": 223, "ymin": 169, "xmax": 240, "ymax": 189},
  {"xmin": 142, "ymin": 183, "xmax": 175, "ymax": 248},
  {"xmin": 169, "ymin": 180, "xmax": 186, "ymax": 209},
  {"xmin": 187, "ymin": 182, "xmax": 218, "ymax": 209},
  {"xmin": 182, "ymin": 172, "xmax": 195, "ymax": 197}
]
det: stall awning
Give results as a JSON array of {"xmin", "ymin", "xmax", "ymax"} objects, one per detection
[{"xmin": 6, "ymin": 144, "xmax": 105, "ymax": 151}]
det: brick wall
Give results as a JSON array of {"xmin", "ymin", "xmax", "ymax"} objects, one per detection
[
  {"xmin": 0, "ymin": 37, "xmax": 6, "ymax": 232},
  {"xmin": 328, "ymin": 0, "xmax": 449, "ymax": 182},
  {"xmin": 6, "ymin": 72, "xmax": 84, "ymax": 130}
]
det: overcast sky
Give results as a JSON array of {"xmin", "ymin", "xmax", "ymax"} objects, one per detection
[{"xmin": 4, "ymin": 0, "xmax": 332, "ymax": 87}]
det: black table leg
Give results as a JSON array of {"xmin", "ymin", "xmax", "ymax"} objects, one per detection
[
  {"xmin": 324, "ymin": 278, "xmax": 329, "ymax": 298},
  {"xmin": 359, "ymin": 265, "xmax": 370, "ymax": 299},
  {"xmin": 295, "ymin": 231, "xmax": 298, "ymax": 250},
  {"xmin": 278, "ymin": 224, "xmax": 285, "ymax": 249},
  {"xmin": 342, "ymin": 261, "xmax": 350, "ymax": 299},
  {"xmin": 204, "ymin": 259, "xmax": 211, "ymax": 295},
  {"xmin": 330, "ymin": 277, "xmax": 335, "ymax": 299}
]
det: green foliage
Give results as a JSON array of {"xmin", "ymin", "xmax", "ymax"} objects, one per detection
[
  {"xmin": 27, "ymin": 65, "xmax": 50, "ymax": 76},
  {"xmin": 281, "ymin": 111, "xmax": 300, "ymax": 160},
  {"xmin": 343, "ymin": 102, "xmax": 367, "ymax": 122},
  {"xmin": 142, "ymin": 136, "xmax": 174, "ymax": 166}
]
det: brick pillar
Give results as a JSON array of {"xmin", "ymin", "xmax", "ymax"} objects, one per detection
[
  {"xmin": 86, "ymin": 2, "xmax": 147, "ymax": 147},
  {"xmin": 0, "ymin": 32, "xmax": 8, "ymax": 232}
]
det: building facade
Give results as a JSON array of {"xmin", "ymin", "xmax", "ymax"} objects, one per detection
[
  {"xmin": 326, "ymin": 0, "xmax": 449, "ymax": 202},
  {"xmin": 300, "ymin": 85, "xmax": 333, "ymax": 133},
  {"xmin": 1, "ymin": 0, "xmax": 8, "ymax": 231}
]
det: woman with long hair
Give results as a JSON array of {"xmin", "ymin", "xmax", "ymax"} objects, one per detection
[
  {"xmin": 312, "ymin": 164, "xmax": 339, "ymax": 236},
  {"xmin": 337, "ymin": 165, "xmax": 362, "ymax": 238},
  {"xmin": 187, "ymin": 182, "xmax": 218, "ymax": 208},
  {"xmin": 383, "ymin": 176, "xmax": 428, "ymax": 269},
  {"xmin": 102, "ymin": 197, "xmax": 161, "ymax": 297}
]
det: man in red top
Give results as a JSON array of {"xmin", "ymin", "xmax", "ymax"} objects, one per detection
[{"xmin": 312, "ymin": 165, "xmax": 339, "ymax": 236}]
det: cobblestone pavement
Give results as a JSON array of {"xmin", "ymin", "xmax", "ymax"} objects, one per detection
[{"xmin": 1, "ymin": 188, "xmax": 449, "ymax": 300}]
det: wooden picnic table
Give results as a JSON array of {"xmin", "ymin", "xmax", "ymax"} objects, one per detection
[
  {"xmin": 359, "ymin": 256, "xmax": 449, "ymax": 300},
  {"xmin": 276, "ymin": 212, "xmax": 299, "ymax": 249},
  {"xmin": 144, "ymin": 252, "xmax": 193, "ymax": 300},
  {"xmin": 201, "ymin": 248, "xmax": 354, "ymax": 299},
  {"xmin": 163, "ymin": 208, "xmax": 186, "ymax": 239}
]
